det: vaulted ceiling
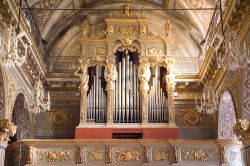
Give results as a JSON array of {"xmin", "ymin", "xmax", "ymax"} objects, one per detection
[{"xmin": 26, "ymin": 0, "xmax": 217, "ymax": 74}]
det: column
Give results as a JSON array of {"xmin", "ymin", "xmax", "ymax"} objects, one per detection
[
  {"xmin": 165, "ymin": 58, "xmax": 176, "ymax": 126},
  {"xmin": 104, "ymin": 59, "xmax": 117, "ymax": 124},
  {"xmin": 233, "ymin": 119, "xmax": 250, "ymax": 166},
  {"xmin": 138, "ymin": 60, "xmax": 150, "ymax": 124},
  {"xmin": 0, "ymin": 120, "xmax": 17, "ymax": 165},
  {"xmin": 74, "ymin": 59, "xmax": 89, "ymax": 124}
]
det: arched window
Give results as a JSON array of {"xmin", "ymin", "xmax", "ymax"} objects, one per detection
[
  {"xmin": 218, "ymin": 91, "xmax": 236, "ymax": 140},
  {"xmin": 11, "ymin": 93, "xmax": 30, "ymax": 141}
]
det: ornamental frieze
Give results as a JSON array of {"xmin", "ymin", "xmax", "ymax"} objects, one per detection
[
  {"xmin": 37, "ymin": 149, "xmax": 73, "ymax": 162},
  {"xmin": 182, "ymin": 149, "xmax": 217, "ymax": 161},
  {"xmin": 114, "ymin": 149, "xmax": 141, "ymax": 162}
]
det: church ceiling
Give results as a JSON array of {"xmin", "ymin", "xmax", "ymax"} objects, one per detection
[{"xmin": 25, "ymin": 0, "xmax": 217, "ymax": 74}]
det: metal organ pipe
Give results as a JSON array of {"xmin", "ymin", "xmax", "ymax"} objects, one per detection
[
  {"xmin": 86, "ymin": 67, "xmax": 106, "ymax": 123},
  {"xmin": 148, "ymin": 66, "xmax": 168, "ymax": 123}
]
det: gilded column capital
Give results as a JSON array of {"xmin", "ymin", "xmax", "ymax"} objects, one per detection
[
  {"xmin": 233, "ymin": 119, "xmax": 250, "ymax": 144},
  {"xmin": 0, "ymin": 120, "xmax": 17, "ymax": 146}
]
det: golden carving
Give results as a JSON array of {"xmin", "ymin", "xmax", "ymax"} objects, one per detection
[
  {"xmin": 220, "ymin": 146, "xmax": 228, "ymax": 164},
  {"xmin": 87, "ymin": 150, "xmax": 104, "ymax": 161},
  {"xmin": 182, "ymin": 149, "xmax": 217, "ymax": 161},
  {"xmin": 178, "ymin": 108, "xmax": 203, "ymax": 125},
  {"xmin": 77, "ymin": 147, "xmax": 83, "ymax": 164},
  {"xmin": 27, "ymin": 146, "xmax": 33, "ymax": 164},
  {"xmin": 138, "ymin": 60, "xmax": 151, "ymax": 92},
  {"xmin": 115, "ymin": 149, "xmax": 141, "ymax": 161},
  {"xmin": 104, "ymin": 59, "xmax": 117, "ymax": 91},
  {"xmin": 37, "ymin": 150, "xmax": 72, "ymax": 162},
  {"xmin": 117, "ymin": 38, "xmax": 137, "ymax": 54},
  {"xmin": 115, "ymin": 26, "xmax": 139, "ymax": 35},
  {"xmin": 233, "ymin": 119, "xmax": 250, "ymax": 144},
  {"xmin": 120, "ymin": 4, "xmax": 134, "ymax": 16},
  {"xmin": 153, "ymin": 148, "xmax": 169, "ymax": 161},
  {"xmin": 106, "ymin": 146, "xmax": 112, "ymax": 163},
  {"xmin": 0, "ymin": 120, "xmax": 17, "ymax": 145},
  {"xmin": 90, "ymin": 47, "xmax": 106, "ymax": 55},
  {"xmin": 44, "ymin": 108, "xmax": 74, "ymax": 126},
  {"xmin": 148, "ymin": 47, "xmax": 164, "ymax": 55},
  {"xmin": 164, "ymin": 20, "xmax": 171, "ymax": 37},
  {"xmin": 82, "ymin": 20, "xmax": 89, "ymax": 36}
]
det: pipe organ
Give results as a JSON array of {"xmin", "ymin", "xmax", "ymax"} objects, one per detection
[
  {"xmin": 75, "ymin": 4, "xmax": 177, "ymax": 137},
  {"xmin": 86, "ymin": 67, "xmax": 106, "ymax": 123},
  {"xmin": 114, "ymin": 52, "xmax": 140, "ymax": 123}
]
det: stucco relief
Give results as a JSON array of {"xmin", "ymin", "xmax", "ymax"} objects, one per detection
[
  {"xmin": 242, "ymin": 64, "xmax": 250, "ymax": 118},
  {"xmin": 218, "ymin": 91, "xmax": 236, "ymax": 140}
]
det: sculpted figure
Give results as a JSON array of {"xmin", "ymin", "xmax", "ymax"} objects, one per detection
[
  {"xmin": 143, "ymin": 146, "xmax": 149, "ymax": 163},
  {"xmin": 164, "ymin": 20, "xmax": 171, "ymax": 37},
  {"xmin": 221, "ymin": 146, "xmax": 228, "ymax": 164},
  {"xmin": 27, "ymin": 146, "xmax": 33, "ymax": 164},
  {"xmin": 34, "ymin": 78, "xmax": 44, "ymax": 105},
  {"xmin": 74, "ymin": 59, "xmax": 89, "ymax": 92},
  {"xmin": 104, "ymin": 59, "xmax": 117, "ymax": 91},
  {"xmin": 82, "ymin": 20, "xmax": 89, "ymax": 36},
  {"xmin": 106, "ymin": 146, "xmax": 112, "ymax": 163},
  {"xmin": 77, "ymin": 147, "xmax": 83, "ymax": 163},
  {"xmin": 138, "ymin": 61, "xmax": 151, "ymax": 91},
  {"xmin": 140, "ymin": 25, "xmax": 147, "ymax": 34}
]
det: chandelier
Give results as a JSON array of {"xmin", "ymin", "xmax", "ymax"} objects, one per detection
[
  {"xmin": 195, "ymin": 83, "xmax": 219, "ymax": 115},
  {"xmin": 216, "ymin": 27, "xmax": 250, "ymax": 71},
  {"xmin": 0, "ymin": 25, "xmax": 27, "ymax": 67},
  {"xmin": 33, "ymin": 78, "xmax": 50, "ymax": 113}
]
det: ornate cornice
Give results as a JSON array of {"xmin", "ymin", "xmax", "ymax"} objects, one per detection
[{"xmin": 233, "ymin": 119, "xmax": 250, "ymax": 145}]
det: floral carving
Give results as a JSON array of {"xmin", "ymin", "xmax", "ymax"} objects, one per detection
[
  {"xmin": 37, "ymin": 150, "xmax": 72, "ymax": 162},
  {"xmin": 87, "ymin": 150, "xmax": 104, "ymax": 161},
  {"xmin": 153, "ymin": 148, "xmax": 169, "ymax": 161},
  {"xmin": 182, "ymin": 149, "xmax": 217, "ymax": 161}
]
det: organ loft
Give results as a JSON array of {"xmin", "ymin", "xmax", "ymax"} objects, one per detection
[
  {"xmin": 74, "ymin": 5, "xmax": 178, "ymax": 138},
  {"xmin": 0, "ymin": 0, "xmax": 249, "ymax": 166}
]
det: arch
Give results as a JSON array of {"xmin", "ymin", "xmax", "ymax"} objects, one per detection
[
  {"xmin": 218, "ymin": 90, "xmax": 237, "ymax": 140},
  {"xmin": 11, "ymin": 93, "xmax": 30, "ymax": 141}
]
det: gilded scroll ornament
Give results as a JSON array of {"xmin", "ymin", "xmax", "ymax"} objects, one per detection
[
  {"xmin": 178, "ymin": 108, "xmax": 203, "ymax": 125},
  {"xmin": 153, "ymin": 148, "xmax": 169, "ymax": 161},
  {"xmin": 182, "ymin": 149, "xmax": 217, "ymax": 161},
  {"xmin": 117, "ymin": 38, "xmax": 137, "ymax": 55},
  {"xmin": 115, "ymin": 26, "xmax": 139, "ymax": 35},
  {"xmin": 115, "ymin": 149, "xmax": 141, "ymax": 161},
  {"xmin": 148, "ymin": 47, "xmax": 164, "ymax": 55},
  {"xmin": 44, "ymin": 108, "xmax": 74, "ymax": 127},
  {"xmin": 87, "ymin": 150, "xmax": 104, "ymax": 161},
  {"xmin": 90, "ymin": 47, "xmax": 106, "ymax": 55},
  {"xmin": 37, "ymin": 150, "xmax": 72, "ymax": 162}
]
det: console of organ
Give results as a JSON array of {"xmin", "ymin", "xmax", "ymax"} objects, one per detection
[{"xmin": 86, "ymin": 53, "xmax": 168, "ymax": 123}]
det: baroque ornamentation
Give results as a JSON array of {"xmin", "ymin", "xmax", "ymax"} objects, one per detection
[
  {"xmin": 233, "ymin": 119, "xmax": 250, "ymax": 144},
  {"xmin": 82, "ymin": 20, "xmax": 89, "ymax": 37},
  {"xmin": 164, "ymin": 20, "xmax": 171, "ymax": 37},
  {"xmin": 44, "ymin": 108, "xmax": 74, "ymax": 127},
  {"xmin": 115, "ymin": 149, "xmax": 141, "ymax": 161},
  {"xmin": 104, "ymin": 59, "xmax": 117, "ymax": 91},
  {"xmin": 182, "ymin": 149, "xmax": 217, "ymax": 161},
  {"xmin": 0, "ymin": 120, "xmax": 17, "ymax": 146},
  {"xmin": 37, "ymin": 150, "xmax": 72, "ymax": 162},
  {"xmin": 90, "ymin": 47, "xmax": 106, "ymax": 55},
  {"xmin": 178, "ymin": 108, "xmax": 203, "ymax": 125},
  {"xmin": 153, "ymin": 148, "xmax": 169, "ymax": 161},
  {"xmin": 220, "ymin": 146, "xmax": 228, "ymax": 164},
  {"xmin": 115, "ymin": 26, "xmax": 139, "ymax": 35},
  {"xmin": 26, "ymin": 146, "xmax": 33, "ymax": 164},
  {"xmin": 117, "ymin": 38, "xmax": 137, "ymax": 55},
  {"xmin": 74, "ymin": 59, "xmax": 89, "ymax": 92},
  {"xmin": 87, "ymin": 150, "xmax": 104, "ymax": 161},
  {"xmin": 148, "ymin": 47, "xmax": 164, "ymax": 55},
  {"xmin": 33, "ymin": 78, "xmax": 50, "ymax": 113}
]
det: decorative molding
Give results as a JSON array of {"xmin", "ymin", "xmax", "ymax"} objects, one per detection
[
  {"xmin": 153, "ymin": 148, "xmax": 169, "ymax": 161},
  {"xmin": 44, "ymin": 108, "xmax": 74, "ymax": 127},
  {"xmin": 87, "ymin": 150, "xmax": 104, "ymax": 161},
  {"xmin": 114, "ymin": 149, "xmax": 141, "ymax": 161},
  {"xmin": 178, "ymin": 108, "xmax": 203, "ymax": 125},
  {"xmin": 37, "ymin": 149, "xmax": 72, "ymax": 162},
  {"xmin": 182, "ymin": 149, "xmax": 217, "ymax": 161}
]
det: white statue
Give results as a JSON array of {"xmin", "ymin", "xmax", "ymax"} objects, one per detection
[
  {"xmin": 104, "ymin": 59, "xmax": 117, "ymax": 91},
  {"xmin": 138, "ymin": 61, "xmax": 151, "ymax": 91},
  {"xmin": 34, "ymin": 78, "xmax": 50, "ymax": 112}
]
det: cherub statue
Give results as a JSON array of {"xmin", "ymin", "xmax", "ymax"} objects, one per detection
[
  {"xmin": 104, "ymin": 59, "xmax": 117, "ymax": 91},
  {"xmin": 74, "ymin": 59, "xmax": 89, "ymax": 92},
  {"xmin": 138, "ymin": 60, "xmax": 151, "ymax": 91},
  {"xmin": 164, "ymin": 20, "xmax": 171, "ymax": 37}
]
